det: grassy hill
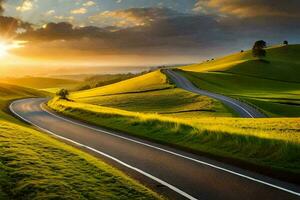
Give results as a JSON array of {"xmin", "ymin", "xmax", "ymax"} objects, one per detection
[
  {"xmin": 76, "ymin": 72, "xmax": 149, "ymax": 91},
  {"xmin": 0, "ymin": 84, "xmax": 161, "ymax": 199},
  {"xmin": 0, "ymin": 77, "xmax": 81, "ymax": 93},
  {"xmin": 180, "ymin": 45, "xmax": 300, "ymax": 117},
  {"xmin": 70, "ymin": 70, "xmax": 234, "ymax": 118},
  {"xmin": 0, "ymin": 83, "xmax": 48, "ymax": 121}
]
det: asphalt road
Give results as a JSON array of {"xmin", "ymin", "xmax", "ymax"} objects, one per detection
[
  {"xmin": 10, "ymin": 98, "xmax": 300, "ymax": 200},
  {"xmin": 164, "ymin": 69, "xmax": 266, "ymax": 118}
]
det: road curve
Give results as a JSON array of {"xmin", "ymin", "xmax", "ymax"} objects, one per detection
[
  {"xmin": 164, "ymin": 69, "xmax": 266, "ymax": 118},
  {"xmin": 9, "ymin": 98, "xmax": 299, "ymax": 200}
]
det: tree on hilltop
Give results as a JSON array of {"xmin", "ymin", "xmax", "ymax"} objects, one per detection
[{"xmin": 252, "ymin": 40, "xmax": 267, "ymax": 60}]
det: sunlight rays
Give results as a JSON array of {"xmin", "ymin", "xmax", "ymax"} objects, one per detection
[{"xmin": 0, "ymin": 40, "xmax": 26, "ymax": 58}]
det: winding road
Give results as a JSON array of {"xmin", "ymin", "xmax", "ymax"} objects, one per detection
[
  {"xmin": 164, "ymin": 69, "xmax": 266, "ymax": 118},
  {"xmin": 10, "ymin": 98, "xmax": 299, "ymax": 200}
]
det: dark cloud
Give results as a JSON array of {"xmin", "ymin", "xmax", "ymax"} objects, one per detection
[
  {"xmin": 195, "ymin": 0, "xmax": 300, "ymax": 18},
  {"xmin": 0, "ymin": 0, "xmax": 32, "ymax": 37},
  {"xmin": 90, "ymin": 7, "xmax": 181, "ymax": 27},
  {"xmin": 0, "ymin": 16, "xmax": 32, "ymax": 36},
  {"xmin": 6, "ymin": 6, "xmax": 300, "ymax": 60},
  {"xmin": 17, "ymin": 8, "xmax": 226, "ymax": 57},
  {"xmin": 0, "ymin": 0, "xmax": 4, "ymax": 14}
]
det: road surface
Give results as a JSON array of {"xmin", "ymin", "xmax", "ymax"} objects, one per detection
[
  {"xmin": 10, "ymin": 98, "xmax": 299, "ymax": 200},
  {"xmin": 164, "ymin": 69, "xmax": 266, "ymax": 118}
]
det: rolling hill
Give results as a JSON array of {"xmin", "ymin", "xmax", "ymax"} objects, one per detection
[
  {"xmin": 0, "ymin": 77, "xmax": 81, "ymax": 93},
  {"xmin": 180, "ymin": 45, "xmax": 300, "ymax": 117},
  {"xmin": 0, "ymin": 83, "xmax": 48, "ymax": 121},
  {"xmin": 70, "ymin": 70, "xmax": 234, "ymax": 118}
]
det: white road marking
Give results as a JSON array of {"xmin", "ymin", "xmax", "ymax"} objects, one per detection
[
  {"xmin": 10, "ymin": 99, "xmax": 300, "ymax": 198},
  {"xmin": 9, "ymin": 100, "xmax": 198, "ymax": 200}
]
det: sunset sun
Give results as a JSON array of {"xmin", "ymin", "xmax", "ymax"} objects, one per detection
[
  {"xmin": 0, "ymin": 40, "xmax": 25, "ymax": 58},
  {"xmin": 0, "ymin": 41, "xmax": 9, "ymax": 57}
]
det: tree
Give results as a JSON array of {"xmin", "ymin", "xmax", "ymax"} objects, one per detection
[
  {"xmin": 253, "ymin": 40, "xmax": 266, "ymax": 49},
  {"xmin": 283, "ymin": 40, "xmax": 288, "ymax": 45},
  {"xmin": 56, "ymin": 89, "xmax": 69, "ymax": 99},
  {"xmin": 252, "ymin": 40, "xmax": 267, "ymax": 59}
]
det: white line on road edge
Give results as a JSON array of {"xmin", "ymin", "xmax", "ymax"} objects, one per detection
[
  {"xmin": 9, "ymin": 100, "xmax": 198, "ymax": 200},
  {"xmin": 39, "ymin": 101, "xmax": 300, "ymax": 197},
  {"xmin": 11, "ymin": 99, "xmax": 300, "ymax": 197}
]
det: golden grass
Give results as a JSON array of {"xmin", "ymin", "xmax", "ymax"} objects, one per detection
[
  {"xmin": 49, "ymin": 98, "xmax": 300, "ymax": 144},
  {"xmin": 71, "ymin": 70, "xmax": 171, "ymax": 99},
  {"xmin": 48, "ymin": 98, "xmax": 300, "ymax": 174}
]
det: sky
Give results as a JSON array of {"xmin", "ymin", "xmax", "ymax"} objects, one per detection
[{"xmin": 0, "ymin": 0, "xmax": 300, "ymax": 73}]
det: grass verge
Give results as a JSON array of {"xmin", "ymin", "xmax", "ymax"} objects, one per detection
[
  {"xmin": 0, "ymin": 121, "xmax": 161, "ymax": 200},
  {"xmin": 48, "ymin": 98, "xmax": 300, "ymax": 182}
]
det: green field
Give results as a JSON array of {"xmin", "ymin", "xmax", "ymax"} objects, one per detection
[
  {"xmin": 70, "ymin": 71, "xmax": 234, "ymax": 118},
  {"xmin": 0, "ymin": 77, "xmax": 81, "ymax": 93},
  {"xmin": 0, "ymin": 83, "xmax": 161, "ymax": 200},
  {"xmin": 180, "ymin": 45, "xmax": 300, "ymax": 117},
  {"xmin": 48, "ymin": 98, "xmax": 300, "ymax": 176}
]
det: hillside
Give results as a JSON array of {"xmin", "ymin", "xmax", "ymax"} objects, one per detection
[
  {"xmin": 180, "ymin": 45, "xmax": 300, "ymax": 117},
  {"xmin": 70, "ymin": 71, "xmax": 234, "ymax": 118},
  {"xmin": 0, "ymin": 83, "xmax": 48, "ymax": 121},
  {"xmin": 71, "ymin": 71, "xmax": 171, "ymax": 97},
  {"xmin": 76, "ymin": 72, "xmax": 148, "ymax": 91},
  {"xmin": 0, "ymin": 77, "xmax": 81, "ymax": 92}
]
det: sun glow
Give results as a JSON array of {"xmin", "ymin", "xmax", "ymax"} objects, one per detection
[
  {"xmin": 0, "ymin": 40, "xmax": 26, "ymax": 58},
  {"xmin": 0, "ymin": 42, "xmax": 9, "ymax": 57}
]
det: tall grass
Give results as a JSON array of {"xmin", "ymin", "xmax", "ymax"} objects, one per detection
[{"xmin": 48, "ymin": 98, "xmax": 300, "ymax": 175}]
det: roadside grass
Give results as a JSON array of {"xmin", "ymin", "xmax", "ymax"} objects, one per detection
[
  {"xmin": 48, "ymin": 98, "xmax": 300, "ymax": 176},
  {"xmin": 180, "ymin": 45, "xmax": 300, "ymax": 117},
  {"xmin": 0, "ymin": 83, "xmax": 162, "ymax": 200},
  {"xmin": 0, "ymin": 121, "xmax": 160, "ymax": 200},
  {"xmin": 70, "ymin": 70, "xmax": 234, "ymax": 118}
]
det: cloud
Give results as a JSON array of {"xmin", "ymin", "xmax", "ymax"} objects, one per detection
[
  {"xmin": 45, "ymin": 10, "xmax": 55, "ymax": 16},
  {"xmin": 2, "ymin": 5, "xmax": 299, "ymax": 63},
  {"xmin": 16, "ymin": 0, "xmax": 34, "ymax": 12},
  {"xmin": 194, "ymin": 0, "xmax": 300, "ymax": 18},
  {"xmin": 89, "ymin": 7, "xmax": 180, "ymax": 28},
  {"xmin": 71, "ymin": 7, "xmax": 87, "ymax": 14},
  {"xmin": 0, "ymin": 16, "xmax": 32, "ymax": 37},
  {"xmin": 83, "ymin": 1, "xmax": 96, "ymax": 7},
  {"xmin": 0, "ymin": 0, "xmax": 5, "ymax": 14},
  {"xmin": 17, "ymin": 8, "xmax": 227, "ymax": 59}
]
